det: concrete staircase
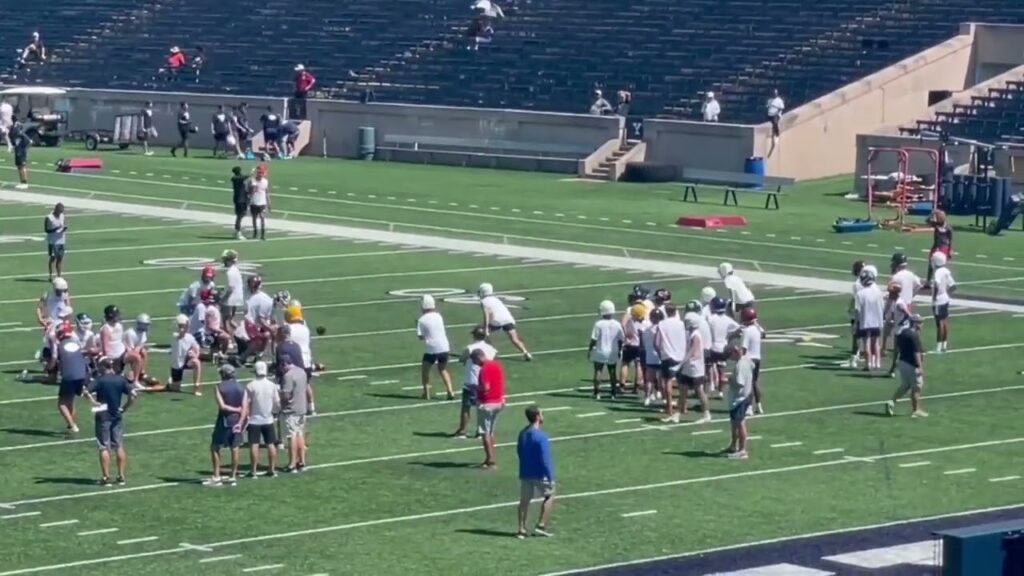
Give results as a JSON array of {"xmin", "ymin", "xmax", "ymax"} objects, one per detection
[{"xmin": 588, "ymin": 139, "xmax": 643, "ymax": 180}]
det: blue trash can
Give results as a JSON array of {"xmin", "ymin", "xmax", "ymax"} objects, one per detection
[
  {"xmin": 358, "ymin": 127, "xmax": 375, "ymax": 161},
  {"xmin": 744, "ymin": 156, "xmax": 765, "ymax": 190}
]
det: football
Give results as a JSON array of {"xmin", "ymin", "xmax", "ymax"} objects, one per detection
[{"xmin": 316, "ymin": 325, "xmax": 326, "ymax": 335}]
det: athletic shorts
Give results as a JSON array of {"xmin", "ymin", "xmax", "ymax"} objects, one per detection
[
  {"xmin": 897, "ymin": 361, "xmax": 923, "ymax": 394},
  {"xmin": 856, "ymin": 327, "xmax": 881, "ymax": 339},
  {"xmin": 170, "ymin": 366, "xmax": 188, "ymax": 384},
  {"xmin": 14, "ymin": 153, "xmax": 27, "ymax": 168},
  {"xmin": 249, "ymin": 205, "xmax": 266, "ymax": 217},
  {"xmin": 752, "ymin": 358, "xmax": 761, "ymax": 384},
  {"xmin": 592, "ymin": 362, "xmax": 617, "ymax": 373},
  {"xmin": 214, "ymin": 132, "xmax": 228, "ymax": 142},
  {"xmin": 422, "ymin": 352, "xmax": 450, "ymax": 366},
  {"xmin": 768, "ymin": 115, "xmax": 780, "ymax": 137},
  {"xmin": 95, "ymin": 417, "xmax": 124, "ymax": 450},
  {"xmin": 476, "ymin": 403, "xmax": 503, "ymax": 436},
  {"xmin": 234, "ymin": 203, "xmax": 249, "ymax": 217},
  {"xmin": 58, "ymin": 378, "xmax": 85, "ymax": 398},
  {"xmin": 933, "ymin": 303, "xmax": 949, "ymax": 321},
  {"xmin": 520, "ymin": 479, "xmax": 555, "ymax": 500},
  {"xmin": 659, "ymin": 360, "xmax": 680, "ymax": 380},
  {"xmin": 211, "ymin": 423, "xmax": 242, "ymax": 449},
  {"xmin": 47, "ymin": 244, "xmax": 65, "ymax": 259},
  {"xmin": 488, "ymin": 323, "xmax": 516, "ymax": 333},
  {"xmin": 283, "ymin": 413, "xmax": 306, "ymax": 437},
  {"xmin": 247, "ymin": 423, "xmax": 277, "ymax": 446},
  {"xmin": 461, "ymin": 387, "xmax": 478, "ymax": 412},
  {"xmin": 730, "ymin": 398, "xmax": 751, "ymax": 424},
  {"xmin": 676, "ymin": 373, "xmax": 705, "ymax": 388},
  {"xmin": 708, "ymin": 350, "xmax": 728, "ymax": 363},
  {"xmin": 621, "ymin": 345, "xmax": 641, "ymax": 365}
]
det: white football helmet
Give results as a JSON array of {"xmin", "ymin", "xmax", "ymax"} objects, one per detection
[
  {"xmin": 421, "ymin": 295, "xmax": 436, "ymax": 310},
  {"xmin": 717, "ymin": 262, "xmax": 734, "ymax": 279},
  {"xmin": 683, "ymin": 313, "xmax": 700, "ymax": 331},
  {"xmin": 930, "ymin": 251, "xmax": 948, "ymax": 268},
  {"xmin": 136, "ymin": 313, "xmax": 151, "ymax": 328},
  {"xmin": 862, "ymin": 264, "xmax": 878, "ymax": 279},
  {"xmin": 598, "ymin": 300, "xmax": 615, "ymax": 316},
  {"xmin": 700, "ymin": 286, "xmax": 717, "ymax": 305},
  {"xmin": 478, "ymin": 283, "xmax": 494, "ymax": 298},
  {"xmin": 175, "ymin": 314, "xmax": 189, "ymax": 326},
  {"xmin": 52, "ymin": 277, "xmax": 68, "ymax": 292}
]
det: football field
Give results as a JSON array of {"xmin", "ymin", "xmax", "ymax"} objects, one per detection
[{"xmin": 0, "ymin": 148, "xmax": 1022, "ymax": 576}]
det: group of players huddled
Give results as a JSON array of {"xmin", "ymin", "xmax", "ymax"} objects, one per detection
[{"xmin": 32, "ymin": 248, "xmax": 321, "ymax": 438}]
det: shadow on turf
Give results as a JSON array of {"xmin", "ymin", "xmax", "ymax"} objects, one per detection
[
  {"xmin": 455, "ymin": 528, "xmax": 519, "ymax": 539},
  {"xmin": 408, "ymin": 461, "xmax": 475, "ymax": 469},
  {"xmin": 664, "ymin": 449, "xmax": 728, "ymax": 459},
  {"xmin": 13, "ymin": 278, "xmax": 49, "ymax": 284},
  {"xmin": 851, "ymin": 410, "xmax": 890, "ymax": 418},
  {"xmin": 411, "ymin": 431, "xmax": 453, "ymax": 438},
  {"xmin": 1, "ymin": 427, "xmax": 64, "ymax": 438},
  {"xmin": 33, "ymin": 476, "xmax": 99, "ymax": 486}
]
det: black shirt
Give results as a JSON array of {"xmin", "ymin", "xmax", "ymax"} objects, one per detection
[
  {"xmin": 896, "ymin": 329, "xmax": 922, "ymax": 367},
  {"xmin": 12, "ymin": 132, "xmax": 29, "ymax": 156},
  {"xmin": 260, "ymin": 113, "xmax": 281, "ymax": 132},
  {"xmin": 142, "ymin": 108, "xmax": 154, "ymax": 129},
  {"xmin": 177, "ymin": 110, "xmax": 191, "ymax": 130},
  {"xmin": 231, "ymin": 175, "xmax": 249, "ymax": 205},
  {"xmin": 212, "ymin": 112, "xmax": 229, "ymax": 135},
  {"xmin": 89, "ymin": 374, "xmax": 134, "ymax": 419}
]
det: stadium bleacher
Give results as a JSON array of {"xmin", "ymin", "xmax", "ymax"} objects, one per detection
[
  {"xmin": 901, "ymin": 76, "xmax": 1024, "ymax": 143},
  {"xmin": 4, "ymin": 0, "xmax": 1024, "ymax": 123}
]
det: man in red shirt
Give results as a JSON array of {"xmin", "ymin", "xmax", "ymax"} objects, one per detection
[
  {"xmin": 473, "ymin": 349, "xmax": 505, "ymax": 469},
  {"xmin": 292, "ymin": 64, "xmax": 316, "ymax": 120}
]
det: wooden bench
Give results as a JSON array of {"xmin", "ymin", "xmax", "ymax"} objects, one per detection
[
  {"xmin": 680, "ymin": 168, "xmax": 794, "ymax": 210},
  {"xmin": 379, "ymin": 134, "xmax": 594, "ymax": 159}
]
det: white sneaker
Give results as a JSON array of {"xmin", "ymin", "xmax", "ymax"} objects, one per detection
[
  {"xmin": 695, "ymin": 412, "xmax": 712, "ymax": 424},
  {"xmin": 726, "ymin": 450, "xmax": 748, "ymax": 460},
  {"xmin": 884, "ymin": 400, "xmax": 895, "ymax": 417},
  {"xmin": 911, "ymin": 410, "xmax": 929, "ymax": 418},
  {"xmin": 661, "ymin": 413, "xmax": 680, "ymax": 424},
  {"xmin": 202, "ymin": 476, "xmax": 223, "ymax": 486},
  {"xmin": 745, "ymin": 405, "xmax": 754, "ymax": 417},
  {"xmin": 234, "ymin": 231, "xmax": 245, "ymax": 240},
  {"xmin": 144, "ymin": 151, "xmax": 154, "ymax": 156},
  {"xmin": 642, "ymin": 395, "xmax": 651, "ymax": 407},
  {"xmin": 14, "ymin": 183, "xmax": 27, "ymax": 190},
  {"xmin": 655, "ymin": 391, "xmax": 663, "ymax": 401},
  {"xmin": 712, "ymin": 391, "xmax": 724, "ymax": 400}
]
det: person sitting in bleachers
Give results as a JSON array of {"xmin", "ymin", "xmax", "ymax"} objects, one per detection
[
  {"xmin": 17, "ymin": 32, "xmax": 46, "ymax": 67},
  {"xmin": 472, "ymin": 0, "xmax": 505, "ymax": 21},
  {"xmin": 466, "ymin": 18, "xmax": 495, "ymax": 50},
  {"xmin": 702, "ymin": 91, "xmax": 721, "ymax": 122},
  {"xmin": 158, "ymin": 47, "xmax": 187, "ymax": 82},
  {"xmin": 590, "ymin": 90, "xmax": 613, "ymax": 116}
]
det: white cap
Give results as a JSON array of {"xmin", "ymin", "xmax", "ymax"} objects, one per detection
[
  {"xmin": 706, "ymin": 91, "xmax": 715, "ymax": 98},
  {"xmin": 170, "ymin": 46, "xmax": 180, "ymax": 53},
  {"xmin": 478, "ymin": 282, "xmax": 494, "ymax": 297},
  {"xmin": 930, "ymin": 251, "xmax": 948, "ymax": 268},
  {"xmin": 594, "ymin": 89, "xmax": 602, "ymax": 96},
  {"xmin": 253, "ymin": 361, "xmax": 268, "ymax": 377},
  {"xmin": 175, "ymin": 314, "xmax": 189, "ymax": 326},
  {"xmin": 295, "ymin": 64, "xmax": 305, "ymax": 71},
  {"xmin": 718, "ymin": 262, "xmax": 733, "ymax": 279},
  {"xmin": 700, "ymin": 286, "xmax": 716, "ymax": 304},
  {"xmin": 598, "ymin": 300, "xmax": 615, "ymax": 316},
  {"xmin": 52, "ymin": 276, "xmax": 68, "ymax": 291},
  {"xmin": 136, "ymin": 313, "xmax": 151, "ymax": 325},
  {"xmin": 421, "ymin": 294, "xmax": 436, "ymax": 310}
]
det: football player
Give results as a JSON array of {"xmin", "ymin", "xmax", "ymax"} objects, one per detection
[
  {"xmin": 203, "ymin": 290, "xmax": 231, "ymax": 362},
  {"xmin": 739, "ymin": 307, "xmax": 765, "ymax": 414},
  {"xmin": 220, "ymin": 250, "xmax": 245, "ymax": 334},
  {"xmin": 98, "ymin": 305, "xmax": 127, "ymax": 375},
  {"xmin": 718, "ymin": 262, "xmax": 756, "ymax": 317},
  {"xmin": 652, "ymin": 288, "xmax": 671, "ymax": 316},
  {"xmin": 629, "ymin": 284, "xmax": 654, "ymax": 317},
  {"xmin": 178, "ymin": 265, "xmax": 217, "ymax": 316},
  {"xmin": 49, "ymin": 321, "xmax": 89, "ymax": 436},
  {"xmin": 707, "ymin": 297, "xmax": 739, "ymax": 396},
  {"xmin": 854, "ymin": 266, "xmax": 885, "ymax": 371},
  {"xmin": 36, "ymin": 277, "xmax": 71, "ymax": 328},
  {"xmin": 640, "ymin": 307, "xmax": 663, "ymax": 407},
  {"xmin": 588, "ymin": 300, "xmax": 624, "ymax": 399},
  {"xmin": 619, "ymin": 302, "xmax": 646, "ymax": 394},
  {"xmin": 73, "ymin": 313, "xmax": 99, "ymax": 359},
  {"xmin": 845, "ymin": 260, "xmax": 866, "ymax": 368},
  {"xmin": 699, "ymin": 286, "xmax": 717, "ymax": 320},
  {"xmin": 417, "ymin": 294, "xmax": 454, "ymax": 400},
  {"xmin": 284, "ymin": 301, "xmax": 317, "ymax": 415},
  {"xmin": 925, "ymin": 209, "xmax": 953, "ymax": 288},
  {"xmin": 238, "ymin": 275, "xmax": 274, "ymax": 363},
  {"xmin": 272, "ymin": 290, "xmax": 292, "ymax": 325},
  {"xmin": 169, "ymin": 314, "xmax": 202, "ymax": 395},
  {"xmin": 123, "ymin": 313, "xmax": 155, "ymax": 388},
  {"xmin": 478, "ymin": 283, "xmax": 532, "ymax": 361},
  {"xmin": 36, "ymin": 305, "xmax": 73, "ymax": 383},
  {"xmin": 930, "ymin": 251, "xmax": 956, "ymax": 353},
  {"xmin": 683, "ymin": 300, "xmax": 713, "ymax": 400},
  {"xmin": 889, "ymin": 252, "xmax": 921, "ymax": 312}
]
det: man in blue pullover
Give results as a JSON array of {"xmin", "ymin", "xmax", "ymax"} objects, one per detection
[{"xmin": 516, "ymin": 405, "xmax": 555, "ymax": 538}]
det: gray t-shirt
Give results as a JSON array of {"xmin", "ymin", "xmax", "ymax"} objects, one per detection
[
  {"xmin": 57, "ymin": 339, "xmax": 89, "ymax": 381},
  {"xmin": 280, "ymin": 366, "xmax": 308, "ymax": 416},
  {"xmin": 245, "ymin": 378, "xmax": 278, "ymax": 425},
  {"xmin": 728, "ymin": 356, "xmax": 755, "ymax": 407}
]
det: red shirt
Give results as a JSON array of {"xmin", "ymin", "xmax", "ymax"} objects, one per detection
[
  {"xmin": 168, "ymin": 53, "xmax": 186, "ymax": 69},
  {"xmin": 477, "ymin": 360, "xmax": 505, "ymax": 405},
  {"xmin": 294, "ymin": 71, "xmax": 316, "ymax": 95}
]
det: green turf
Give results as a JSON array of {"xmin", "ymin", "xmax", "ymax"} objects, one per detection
[{"xmin": 0, "ymin": 147, "xmax": 1021, "ymax": 576}]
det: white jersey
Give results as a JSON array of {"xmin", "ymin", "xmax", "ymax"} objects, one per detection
[
  {"xmin": 45, "ymin": 214, "xmax": 66, "ymax": 246},
  {"xmin": 724, "ymin": 274, "xmax": 755, "ymax": 305},
  {"xmin": 0, "ymin": 102, "xmax": 12, "ymax": 127},
  {"xmin": 481, "ymin": 295, "xmax": 515, "ymax": 327},
  {"xmin": 933, "ymin": 268, "xmax": 956, "ymax": 306},
  {"xmin": 42, "ymin": 291, "xmax": 69, "ymax": 324},
  {"xmin": 225, "ymin": 265, "xmax": 244, "ymax": 307},
  {"xmin": 250, "ymin": 178, "xmax": 269, "ymax": 207},
  {"xmin": 170, "ymin": 332, "xmax": 198, "ymax": 369},
  {"xmin": 708, "ymin": 313, "xmax": 740, "ymax": 352},
  {"xmin": 205, "ymin": 305, "xmax": 222, "ymax": 332},
  {"xmin": 289, "ymin": 322, "xmax": 312, "ymax": 366},
  {"xmin": 245, "ymin": 291, "xmax": 275, "ymax": 325},
  {"xmin": 190, "ymin": 301, "xmax": 207, "ymax": 333},
  {"xmin": 681, "ymin": 331, "xmax": 705, "ymax": 377},
  {"xmin": 462, "ymin": 340, "xmax": 497, "ymax": 387},
  {"xmin": 622, "ymin": 316, "xmax": 642, "ymax": 347},
  {"xmin": 855, "ymin": 284, "xmax": 885, "ymax": 330},
  {"xmin": 849, "ymin": 280, "xmax": 862, "ymax": 320},
  {"xmin": 123, "ymin": 327, "xmax": 148, "ymax": 350},
  {"xmin": 73, "ymin": 328, "xmax": 97, "ymax": 352},
  {"xmin": 640, "ymin": 321, "xmax": 660, "ymax": 365},
  {"xmin": 656, "ymin": 316, "xmax": 688, "ymax": 363},
  {"xmin": 687, "ymin": 312, "xmax": 712, "ymax": 352},
  {"xmin": 741, "ymin": 324, "xmax": 763, "ymax": 361},
  {"xmin": 101, "ymin": 322, "xmax": 126, "ymax": 358},
  {"xmin": 590, "ymin": 318, "xmax": 624, "ymax": 364},
  {"xmin": 890, "ymin": 269, "xmax": 921, "ymax": 306},
  {"xmin": 416, "ymin": 311, "xmax": 450, "ymax": 355}
]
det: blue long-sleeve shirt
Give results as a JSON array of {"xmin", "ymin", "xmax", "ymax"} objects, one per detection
[{"xmin": 517, "ymin": 426, "xmax": 554, "ymax": 481}]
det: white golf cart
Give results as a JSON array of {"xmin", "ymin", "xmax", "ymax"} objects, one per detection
[{"xmin": 0, "ymin": 86, "xmax": 69, "ymax": 147}]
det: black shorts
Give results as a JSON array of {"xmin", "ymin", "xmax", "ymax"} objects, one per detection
[
  {"xmin": 730, "ymin": 398, "xmax": 751, "ymax": 424},
  {"xmin": 752, "ymin": 358, "xmax": 761, "ymax": 384},
  {"xmin": 856, "ymin": 327, "xmax": 881, "ymax": 339},
  {"xmin": 422, "ymin": 352, "xmax": 450, "ymax": 366},
  {"xmin": 592, "ymin": 362, "xmax": 617, "ymax": 372},
  {"xmin": 214, "ymin": 132, "xmax": 228, "ymax": 142},
  {"xmin": 488, "ymin": 323, "xmax": 516, "ymax": 333},
  {"xmin": 645, "ymin": 363, "xmax": 661, "ymax": 377},
  {"xmin": 47, "ymin": 243, "xmax": 65, "ymax": 259},
  {"xmin": 676, "ymin": 373, "xmax": 705, "ymax": 388},
  {"xmin": 659, "ymin": 360, "xmax": 679, "ymax": 380},
  {"xmin": 178, "ymin": 128, "xmax": 190, "ymax": 140},
  {"xmin": 250, "ymin": 205, "xmax": 266, "ymax": 217},
  {"xmin": 708, "ymin": 350, "xmax": 728, "ymax": 363},
  {"xmin": 247, "ymin": 423, "xmax": 277, "ymax": 446},
  {"xmin": 170, "ymin": 366, "xmax": 186, "ymax": 383},
  {"xmin": 110, "ymin": 354, "xmax": 125, "ymax": 375},
  {"xmin": 933, "ymin": 303, "xmax": 950, "ymax": 321},
  {"xmin": 58, "ymin": 378, "xmax": 85, "ymax": 398},
  {"xmin": 621, "ymin": 345, "xmax": 641, "ymax": 365},
  {"xmin": 264, "ymin": 128, "xmax": 279, "ymax": 142},
  {"xmin": 14, "ymin": 154, "xmax": 27, "ymax": 168},
  {"xmin": 769, "ymin": 115, "xmax": 780, "ymax": 137},
  {"xmin": 234, "ymin": 203, "xmax": 249, "ymax": 217}
]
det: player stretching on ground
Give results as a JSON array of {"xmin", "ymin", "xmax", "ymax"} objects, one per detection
[
  {"xmin": 179, "ymin": 265, "xmax": 216, "ymax": 316},
  {"xmin": 930, "ymin": 251, "xmax": 956, "ymax": 353},
  {"xmin": 478, "ymin": 283, "xmax": 532, "ymax": 361}
]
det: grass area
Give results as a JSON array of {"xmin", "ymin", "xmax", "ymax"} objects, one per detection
[{"xmin": 0, "ymin": 146, "xmax": 1021, "ymax": 576}]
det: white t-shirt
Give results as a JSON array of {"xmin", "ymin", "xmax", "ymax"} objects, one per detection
[
  {"xmin": 462, "ymin": 340, "xmax": 497, "ymax": 387},
  {"xmin": 622, "ymin": 317, "xmax": 641, "ymax": 347},
  {"xmin": 123, "ymin": 327, "xmax": 147, "ymax": 350},
  {"xmin": 73, "ymin": 328, "xmax": 97, "ymax": 352},
  {"xmin": 933, "ymin": 268, "xmax": 956, "ymax": 306},
  {"xmin": 416, "ymin": 311, "xmax": 450, "ymax": 355},
  {"xmin": 102, "ymin": 322, "xmax": 126, "ymax": 358},
  {"xmin": 245, "ymin": 291, "xmax": 275, "ymax": 325},
  {"xmin": 708, "ymin": 313, "xmax": 740, "ymax": 352},
  {"xmin": 190, "ymin": 301, "xmax": 207, "ymax": 333},
  {"xmin": 590, "ymin": 318, "xmax": 624, "ymax": 364},
  {"xmin": 724, "ymin": 274, "xmax": 755, "ymax": 305},
  {"xmin": 855, "ymin": 284, "xmax": 885, "ymax": 330},
  {"xmin": 250, "ymin": 178, "xmax": 269, "ymax": 207},
  {"xmin": 687, "ymin": 312, "xmax": 712, "ymax": 352},
  {"xmin": 42, "ymin": 291, "xmax": 69, "ymax": 324},
  {"xmin": 702, "ymin": 100, "xmax": 720, "ymax": 122},
  {"xmin": 681, "ymin": 331, "xmax": 705, "ymax": 377},
  {"xmin": 657, "ymin": 316, "xmax": 688, "ymax": 363},
  {"xmin": 225, "ymin": 265, "xmax": 244, "ymax": 307},
  {"xmin": 640, "ymin": 321, "xmax": 659, "ymax": 365},
  {"xmin": 170, "ymin": 332, "xmax": 197, "ymax": 369},
  {"xmin": 848, "ymin": 280, "xmax": 863, "ymax": 320},
  {"xmin": 741, "ymin": 324, "xmax": 763, "ymax": 361},
  {"xmin": 289, "ymin": 322, "xmax": 312, "ymax": 366},
  {"xmin": 205, "ymin": 305, "xmax": 222, "ymax": 332},
  {"xmin": 245, "ymin": 378, "xmax": 279, "ymax": 426},
  {"xmin": 767, "ymin": 96, "xmax": 785, "ymax": 117},
  {"xmin": 45, "ymin": 214, "xmax": 66, "ymax": 246},
  {"xmin": 0, "ymin": 102, "xmax": 12, "ymax": 127},
  {"xmin": 890, "ymin": 269, "xmax": 921, "ymax": 306},
  {"xmin": 481, "ymin": 295, "xmax": 514, "ymax": 327}
]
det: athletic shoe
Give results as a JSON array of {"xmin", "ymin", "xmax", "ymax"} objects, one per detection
[
  {"xmin": 911, "ymin": 410, "xmax": 929, "ymax": 418},
  {"xmin": 145, "ymin": 151, "xmax": 154, "ymax": 156},
  {"xmin": 726, "ymin": 450, "xmax": 748, "ymax": 460},
  {"xmin": 884, "ymin": 400, "xmax": 895, "ymax": 417},
  {"xmin": 642, "ymin": 395, "xmax": 651, "ymax": 407},
  {"xmin": 234, "ymin": 231, "xmax": 245, "ymax": 240},
  {"xmin": 296, "ymin": 462, "xmax": 305, "ymax": 472},
  {"xmin": 888, "ymin": 371, "xmax": 896, "ymax": 379},
  {"xmin": 712, "ymin": 391, "xmax": 724, "ymax": 400},
  {"xmin": 755, "ymin": 403, "xmax": 764, "ymax": 415},
  {"xmin": 193, "ymin": 390, "xmax": 203, "ymax": 397},
  {"xmin": 286, "ymin": 467, "xmax": 299, "ymax": 474},
  {"xmin": 202, "ymin": 476, "xmax": 223, "ymax": 486},
  {"xmin": 695, "ymin": 412, "xmax": 712, "ymax": 424},
  {"xmin": 745, "ymin": 405, "xmax": 754, "ymax": 417},
  {"xmin": 661, "ymin": 413, "xmax": 680, "ymax": 424},
  {"xmin": 516, "ymin": 531, "xmax": 528, "ymax": 540},
  {"xmin": 524, "ymin": 353, "xmax": 533, "ymax": 362},
  {"xmin": 14, "ymin": 183, "xmax": 27, "ymax": 190},
  {"xmin": 246, "ymin": 471, "xmax": 259, "ymax": 479},
  {"xmin": 99, "ymin": 477, "xmax": 112, "ymax": 487},
  {"xmin": 115, "ymin": 476, "xmax": 126, "ymax": 486},
  {"xmin": 264, "ymin": 470, "xmax": 277, "ymax": 478},
  {"xmin": 533, "ymin": 526, "xmax": 554, "ymax": 538},
  {"xmin": 223, "ymin": 476, "xmax": 237, "ymax": 486}
]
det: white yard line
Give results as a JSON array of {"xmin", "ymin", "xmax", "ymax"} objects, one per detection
[
  {"xmin": 39, "ymin": 519, "xmax": 78, "ymax": 528},
  {"xmin": 117, "ymin": 536, "xmax": 159, "ymax": 545},
  {"xmin": 620, "ymin": 510, "xmax": 658, "ymax": 518},
  {"xmin": 370, "ymin": 380, "xmax": 399, "ymax": 386},
  {"xmin": 614, "ymin": 418, "xmax": 639, "ymax": 424},
  {"xmin": 242, "ymin": 565, "xmax": 285, "ymax": 573},
  {"xmin": 812, "ymin": 448, "xmax": 845, "ymax": 455},
  {"xmin": 199, "ymin": 555, "xmax": 241, "ymax": 564},
  {"xmin": 691, "ymin": 429, "xmax": 721, "ymax": 436},
  {"xmin": 1, "ymin": 511, "xmax": 41, "ymax": 520},
  {"xmin": 0, "ymin": 234, "xmax": 319, "ymax": 260},
  {"xmin": 943, "ymin": 468, "xmax": 976, "ymax": 475},
  {"xmin": 542, "ymin": 407, "xmax": 574, "ymax": 412},
  {"xmin": 575, "ymin": 412, "xmax": 607, "ymax": 418},
  {"xmin": 898, "ymin": 461, "xmax": 931, "ymax": 468},
  {"xmin": 989, "ymin": 476, "xmax": 1021, "ymax": 483},
  {"xmin": 77, "ymin": 528, "xmax": 119, "ymax": 536},
  {"xmin": 770, "ymin": 442, "xmax": 803, "ymax": 448},
  {"xmin": 2, "ymin": 437, "xmax": 1020, "ymax": 576}
]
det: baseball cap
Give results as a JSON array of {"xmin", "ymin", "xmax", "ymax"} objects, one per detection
[
  {"xmin": 219, "ymin": 364, "xmax": 236, "ymax": 378},
  {"xmin": 253, "ymin": 361, "xmax": 268, "ymax": 377}
]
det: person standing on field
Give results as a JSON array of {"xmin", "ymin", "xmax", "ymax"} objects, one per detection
[
  {"xmin": 724, "ymin": 344, "xmax": 754, "ymax": 459},
  {"xmin": 49, "ymin": 321, "xmax": 88, "ymax": 436},
  {"xmin": 930, "ymin": 251, "xmax": 956, "ymax": 353},
  {"xmin": 279, "ymin": 354, "xmax": 309, "ymax": 472},
  {"xmin": 206, "ymin": 364, "xmax": 244, "ymax": 486},
  {"xmin": 516, "ymin": 405, "xmax": 554, "ymax": 538},
  {"xmin": 44, "ymin": 203, "xmax": 67, "ymax": 281},
  {"xmin": 230, "ymin": 167, "xmax": 249, "ymax": 240},
  {"xmin": 417, "ymin": 295, "xmax": 454, "ymax": 400},
  {"xmin": 474, "ymin": 349, "xmax": 505, "ymax": 469},
  {"xmin": 240, "ymin": 361, "xmax": 280, "ymax": 477},
  {"xmin": 453, "ymin": 326, "xmax": 496, "ymax": 438},
  {"xmin": 85, "ymin": 357, "xmax": 137, "ymax": 486},
  {"xmin": 248, "ymin": 165, "xmax": 270, "ymax": 240},
  {"xmin": 886, "ymin": 314, "xmax": 927, "ymax": 418}
]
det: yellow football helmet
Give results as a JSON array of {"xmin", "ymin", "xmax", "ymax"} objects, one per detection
[
  {"xmin": 284, "ymin": 303, "xmax": 303, "ymax": 323},
  {"xmin": 629, "ymin": 303, "xmax": 647, "ymax": 321}
]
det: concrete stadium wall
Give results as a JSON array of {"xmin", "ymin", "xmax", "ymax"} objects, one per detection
[
  {"xmin": 642, "ymin": 120, "xmax": 758, "ymax": 175},
  {"xmin": 968, "ymin": 23, "xmax": 1024, "ymax": 83},
  {"xmin": 764, "ymin": 33, "xmax": 975, "ymax": 182}
]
